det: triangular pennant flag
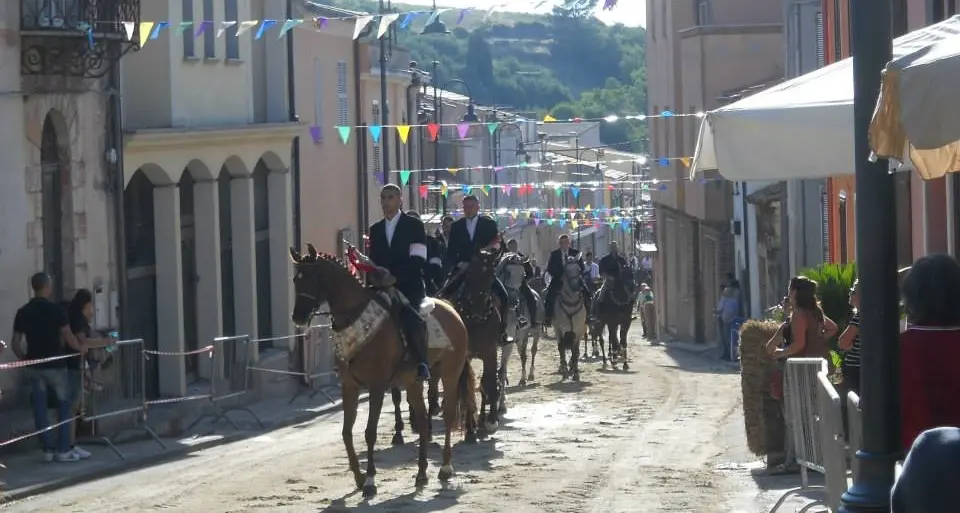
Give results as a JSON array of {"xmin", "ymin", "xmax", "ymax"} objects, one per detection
[
  {"xmin": 447, "ymin": 167, "xmax": 458, "ymax": 176},
  {"xmin": 544, "ymin": 114, "xmax": 557, "ymax": 122},
  {"xmin": 423, "ymin": 10, "xmax": 441, "ymax": 27},
  {"xmin": 194, "ymin": 20, "xmax": 211, "ymax": 37},
  {"xmin": 123, "ymin": 22, "xmax": 135, "ymax": 40},
  {"xmin": 441, "ymin": 183, "xmax": 448, "ymax": 196},
  {"xmin": 309, "ymin": 126, "xmax": 322, "ymax": 144},
  {"xmin": 534, "ymin": 218, "xmax": 541, "ymax": 226},
  {"xmin": 461, "ymin": 185, "xmax": 471, "ymax": 194},
  {"xmin": 336, "ymin": 126, "xmax": 351, "ymax": 144},
  {"xmin": 377, "ymin": 13, "xmax": 400, "ymax": 39},
  {"xmin": 369, "ymin": 125, "xmax": 382, "ymax": 144},
  {"xmin": 604, "ymin": 0, "xmax": 618, "ymax": 9},
  {"xmin": 400, "ymin": 170, "xmax": 412, "ymax": 186},
  {"xmin": 256, "ymin": 20, "xmax": 277, "ymax": 40},
  {"xmin": 353, "ymin": 15, "xmax": 375, "ymax": 40},
  {"xmin": 396, "ymin": 125, "xmax": 411, "ymax": 144},
  {"xmin": 559, "ymin": 220, "xmax": 566, "ymax": 228},
  {"xmin": 503, "ymin": 184, "xmax": 512, "ymax": 196},
  {"xmin": 680, "ymin": 157, "xmax": 691, "ymax": 167},
  {"xmin": 138, "ymin": 22, "xmax": 154, "ymax": 47},
  {"xmin": 313, "ymin": 17, "xmax": 329, "ymax": 30},
  {"xmin": 571, "ymin": 186, "xmax": 581, "ymax": 199},
  {"xmin": 279, "ymin": 19, "xmax": 304, "ymax": 38},
  {"xmin": 419, "ymin": 184, "xmax": 428, "ymax": 198},
  {"xmin": 237, "ymin": 20, "xmax": 258, "ymax": 36},
  {"xmin": 481, "ymin": 185, "xmax": 490, "ymax": 196},
  {"xmin": 375, "ymin": 172, "xmax": 385, "ymax": 184},
  {"xmin": 151, "ymin": 21, "xmax": 169, "ymax": 40},
  {"xmin": 457, "ymin": 123, "xmax": 470, "ymax": 139},
  {"xmin": 494, "ymin": 166, "xmax": 504, "ymax": 173},
  {"xmin": 400, "ymin": 12, "xmax": 417, "ymax": 29},
  {"xmin": 554, "ymin": 187, "xmax": 563, "ymax": 197},
  {"xmin": 571, "ymin": 220, "xmax": 578, "ymax": 229},
  {"xmin": 217, "ymin": 21, "xmax": 237, "ymax": 38},
  {"xmin": 457, "ymin": 8, "xmax": 470, "ymax": 24},
  {"xmin": 487, "ymin": 122, "xmax": 498, "ymax": 135},
  {"xmin": 176, "ymin": 21, "xmax": 193, "ymax": 35},
  {"xmin": 585, "ymin": 204, "xmax": 591, "ymax": 210},
  {"xmin": 427, "ymin": 123, "xmax": 440, "ymax": 141}
]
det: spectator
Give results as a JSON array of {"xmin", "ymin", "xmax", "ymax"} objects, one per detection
[
  {"xmin": 892, "ymin": 426, "xmax": 960, "ymax": 513},
  {"xmin": 715, "ymin": 286, "xmax": 740, "ymax": 361},
  {"xmin": 837, "ymin": 279, "xmax": 861, "ymax": 397},
  {"xmin": 10, "ymin": 273, "xmax": 84, "ymax": 462},
  {"xmin": 764, "ymin": 276, "xmax": 838, "ymax": 475},
  {"xmin": 899, "ymin": 254, "xmax": 960, "ymax": 452},
  {"xmin": 65, "ymin": 289, "xmax": 116, "ymax": 460}
]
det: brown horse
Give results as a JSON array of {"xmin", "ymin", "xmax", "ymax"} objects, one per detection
[
  {"xmin": 594, "ymin": 267, "xmax": 636, "ymax": 370},
  {"xmin": 441, "ymin": 246, "xmax": 505, "ymax": 441},
  {"xmin": 289, "ymin": 245, "xmax": 477, "ymax": 496}
]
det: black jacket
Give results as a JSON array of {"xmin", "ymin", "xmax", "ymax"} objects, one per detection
[
  {"xmin": 445, "ymin": 215, "xmax": 499, "ymax": 268},
  {"xmin": 547, "ymin": 248, "xmax": 584, "ymax": 280},
  {"xmin": 369, "ymin": 212, "xmax": 427, "ymax": 305},
  {"xmin": 598, "ymin": 254, "xmax": 629, "ymax": 278},
  {"xmin": 424, "ymin": 235, "xmax": 445, "ymax": 290}
]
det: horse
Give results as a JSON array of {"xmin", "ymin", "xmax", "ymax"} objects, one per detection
[
  {"xmin": 594, "ymin": 266, "xmax": 637, "ymax": 370},
  {"xmin": 441, "ymin": 246, "xmax": 505, "ymax": 441},
  {"xmin": 289, "ymin": 244, "xmax": 477, "ymax": 496},
  {"xmin": 496, "ymin": 252, "xmax": 544, "ymax": 388},
  {"xmin": 551, "ymin": 256, "xmax": 588, "ymax": 381}
]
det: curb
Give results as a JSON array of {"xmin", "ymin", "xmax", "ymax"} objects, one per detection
[
  {"xmin": 0, "ymin": 393, "xmax": 370, "ymax": 505},
  {"xmin": 665, "ymin": 342, "xmax": 741, "ymax": 369}
]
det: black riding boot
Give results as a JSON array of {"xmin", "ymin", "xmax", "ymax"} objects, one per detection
[
  {"xmin": 401, "ymin": 306, "xmax": 431, "ymax": 381},
  {"xmin": 582, "ymin": 284, "xmax": 594, "ymax": 320},
  {"xmin": 544, "ymin": 283, "xmax": 560, "ymax": 326},
  {"xmin": 521, "ymin": 285, "xmax": 537, "ymax": 325},
  {"xmin": 492, "ymin": 279, "xmax": 514, "ymax": 344}
]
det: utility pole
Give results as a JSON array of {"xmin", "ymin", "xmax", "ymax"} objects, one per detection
[
  {"xmin": 378, "ymin": 0, "xmax": 391, "ymax": 182},
  {"xmin": 839, "ymin": 0, "xmax": 897, "ymax": 510}
]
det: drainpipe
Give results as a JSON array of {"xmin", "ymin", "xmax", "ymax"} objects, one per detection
[
  {"xmin": 405, "ymin": 82, "xmax": 418, "ymax": 205},
  {"xmin": 109, "ymin": 60, "xmax": 128, "ymax": 336},
  {"xmin": 353, "ymin": 40, "xmax": 367, "ymax": 233},
  {"xmin": 285, "ymin": 0, "xmax": 301, "ymax": 250}
]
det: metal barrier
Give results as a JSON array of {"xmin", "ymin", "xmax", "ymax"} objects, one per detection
[
  {"xmin": 816, "ymin": 372, "xmax": 850, "ymax": 511},
  {"xmin": 82, "ymin": 338, "xmax": 164, "ymax": 459},
  {"xmin": 769, "ymin": 357, "xmax": 830, "ymax": 513},
  {"xmin": 204, "ymin": 335, "xmax": 263, "ymax": 430},
  {"xmin": 0, "ymin": 353, "xmax": 84, "ymax": 457},
  {"xmin": 246, "ymin": 323, "xmax": 339, "ymax": 405}
]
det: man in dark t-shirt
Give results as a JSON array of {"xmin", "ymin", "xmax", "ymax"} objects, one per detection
[{"xmin": 10, "ymin": 273, "xmax": 84, "ymax": 462}]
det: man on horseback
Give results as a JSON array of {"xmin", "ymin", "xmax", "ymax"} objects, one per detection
[
  {"xmin": 405, "ymin": 210, "xmax": 444, "ymax": 296},
  {"xmin": 596, "ymin": 241, "xmax": 631, "ymax": 316},
  {"xmin": 505, "ymin": 238, "xmax": 539, "ymax": 325},
  {"xmin": 368, "ymin": 185, "xmax": 431, "ymax": 382},
  {"xmin": 440, "ymin": 195, "xmax": 514, "ymax": 344},
  {"xmin": 543, "ymin": 234, "xmax": 592, "ymax": 327}
]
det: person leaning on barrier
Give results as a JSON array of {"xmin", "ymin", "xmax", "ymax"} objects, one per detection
[{"xmin": 10, "ymin": 272, "xmax": 85, "ymax": 463}]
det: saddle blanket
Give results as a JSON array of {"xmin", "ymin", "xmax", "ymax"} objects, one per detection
[{"xmin": 335, "ymin": 293, "xmax": 452, "ymax": 362}]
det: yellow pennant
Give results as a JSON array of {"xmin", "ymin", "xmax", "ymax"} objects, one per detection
[
  {"xmin": 396, "ymin": 125, "xmax": 411, "ymax": 144},
  {"xmin": 680, "ymin": 157, "xmax": 691, "ymax": 168},
  {"xmin": 571, "ymin": 220, "xmax": 579, "ymax": 229},
  {"xmin": 448, "ymin": 167, "xmax": 458, "ymax": 176},
  {"xmin": 139, "ymin": 22, "xmax": 155, "ymax": 48},
  {"xmin": 544, "ymin": 114, "xmax": 557, "ymax": 122}
]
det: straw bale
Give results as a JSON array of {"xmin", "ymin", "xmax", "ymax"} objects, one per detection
[{"xmin": 738, "ymin": 320, "xmax": 786, "ymax": 456}]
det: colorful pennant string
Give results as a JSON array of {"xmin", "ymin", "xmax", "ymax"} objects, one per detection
[{"xmin": 333, "ymin": 111, "xmax": 699, "ymax": 134}]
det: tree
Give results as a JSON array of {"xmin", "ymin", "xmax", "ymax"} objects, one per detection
[
  {"xmin": 464, "ymin": 31, "xmax": 495, "ymax": 90},
  {"xmin": 552, "ymin": 0, "xmax": 600, "ymax": 18}
]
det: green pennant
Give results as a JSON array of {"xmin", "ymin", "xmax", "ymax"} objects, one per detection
[
  {"xmin": 554, "ymin": 187, "xmax": 563, "ymax": 197},
  {"xmin": 400, "ymin": 170, "xmax": 411, "ymax": 186},
  {"xmin": 336, "ymin": 126, "xmax": 351, "ymax": 145},
  {"xmin": 487, "ymin": 122, "xmax": 498, "ymax": 135}
]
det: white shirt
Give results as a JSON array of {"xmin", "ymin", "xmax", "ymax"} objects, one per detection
[
  {"xmin": 465, "ymin": 216, "xmax": 478, "ymax": 241},
  {"xmin": 641, "ymin": 257, "xmax": 653, "ymax": 270},
  {"xmin": 587, "ymin": 262, "xmax": 600, "ymax": 280},
  {"xmin": 384, "ymin": 212, "xmax": 401, "ymax": 247}
]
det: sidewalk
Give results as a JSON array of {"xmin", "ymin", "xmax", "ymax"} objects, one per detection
[
  {"xmin": 0, "ymin": 389, "xmax": 368, "ymax": 503},
  {"xmin": 661, "ymin": 337, "xmax": 741, "ymax": 369}
]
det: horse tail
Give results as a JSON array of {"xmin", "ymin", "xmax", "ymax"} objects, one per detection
[{"xmin": 456, "ymin": 361, "xmax": 478, "ymax": 433}]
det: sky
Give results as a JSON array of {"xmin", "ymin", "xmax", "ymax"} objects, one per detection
[{"xmin": 399, "ymin": 0, "xmax": 646, "ymax": 28}]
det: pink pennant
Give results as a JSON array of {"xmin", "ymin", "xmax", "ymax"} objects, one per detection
[
  {"xmin": 419, "ymin": 184, "xmax": 428, "ymax": 199},
  {"xmin": 503, "ymin": 184, "xmax": 512, "ymax": 196},
  {"xmin": 494, "ymin": 166, "xmax": 504, "ymax": 173},
  {"xmin": 457, "ymin": 123, "xmax": 470, "ymax": 140}
]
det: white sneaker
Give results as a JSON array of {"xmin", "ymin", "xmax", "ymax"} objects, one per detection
[
  {"xmin": 71, "ymin": 446, "xmax": 91, "ymax": 459},
  {"xmin": 55, "ymin": 451, "xmax": 80, "ymax": 462},
  {"xmin": 42, "ymin": 451, "xmax": 54, "ymax": 463}
]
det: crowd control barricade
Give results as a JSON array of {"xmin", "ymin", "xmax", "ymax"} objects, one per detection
[
  {"xmin": 768, "ymin": 358, "xmax": 830, "ymax": 513},
  {"xmin": 142, "ymin": 344, "xmax": 218, "ymax": 431},
  {"xmin": 202, "ymin": 335, "xmax": 263, "ymax": 430},
  {"xmin": 82, "ymin": 338, "xmax": 164, "ymax": 459},
  {"xmin": 246, "ymin": 323, "xmax": 339, "ymax": 405},
  {"xmin": 0, "ymin": 353, "xmax": 84, "ymax": 460}
]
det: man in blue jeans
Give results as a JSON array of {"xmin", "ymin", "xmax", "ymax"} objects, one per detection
[{"xmin": 10, "ymin": 272, "xmax": 84, "ymax": 462}]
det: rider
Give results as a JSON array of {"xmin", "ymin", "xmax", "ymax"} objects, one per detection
[
  {"xmin": 368, "ymin": 185, "xmax": 431, "ymax": 382},
  {"xmin": 440, "ymin": 194, "xmax": 514, "ymax": 344},
  {"xmin": 543, "ymin": 234, "xmax": 592, "ymax": 327},
  {"xmin": 505, "ymin": 239, "xmax": 539, "ymax": 325},
  {"xmin": 406, "ymin": 210, "xmax": 444, "ymax": 296}
]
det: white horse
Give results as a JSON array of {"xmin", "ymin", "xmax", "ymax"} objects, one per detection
[
  {"xmin": 552, "ymin": 256, "xmax": 588, "ymax": 382},
  {"xmin": 496, "ymin": 253, "xmax": 545, "ymax": 392}
]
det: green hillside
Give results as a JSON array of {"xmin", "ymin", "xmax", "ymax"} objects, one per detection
[{"xmin": 328, "ymin": 0, "xmax": 648, "ymax": 151}]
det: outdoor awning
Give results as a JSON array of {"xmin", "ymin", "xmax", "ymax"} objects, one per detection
[
  {"xmin": 691, "ymin": 15, "xmax": 960, "ymax": 182},
  {"xmin": 870, "ymin": 16, "xmax": 960, "ymax": 179}
]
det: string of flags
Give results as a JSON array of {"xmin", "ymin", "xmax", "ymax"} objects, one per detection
[
  {"xmin": 104, "ymin": 0, "xmax": 621, "ymax": 47},
  {"xmin": 410, "ymin": 180, "xmax": 665, "ymax": 199}
]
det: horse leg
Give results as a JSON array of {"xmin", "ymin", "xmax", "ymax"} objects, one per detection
[
  {"xmin": 390, "ymin": 388, "xmax": 405, "ymax": 446},
  {"xmin": 621, "ymin": 322, "xmax": 630, "ymax": 371},
  {"xmin": 529, "ymin": 332, "xmax": 539, "ymax": 382},
  {"xmin": 499, "ymin": 342, "xmax": 513, "ymax": 389},
  {"xmin": 482, "ymin": 350, "xmax": 500, "ymax": 433},
  {"xmin": 518, "ymin": 334, "xmax": 529, "ymax": 387},
  {"xmin": 408, "ymin": 381, "xmax": 430, "ymax": 489},
  {"xmin": 428, "ymin": 374, "xmax": 441, "ymax": 417},
  {"xmin": 599, "ymin": 325, "xmax": 608, "ymax": 368},
  {"xmin": 572, "ymin": 334, "xmax": 581, "ymax": 382},
  {"xmin": 361, "ymin": 389, "xmax": 386, "ymax": 497},
  {"xmin": 558, "ymin": 334, "xmax": 569, "ymax": 380},
  {"xmin": 342, "ymin": 382, "xmax": 365, "ymax": 491}
]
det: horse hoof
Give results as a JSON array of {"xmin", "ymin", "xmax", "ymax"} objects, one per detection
[
  {"xmin": 362, "ymin": 484, "xmax": 378, "ymax": 498},
  {"xmin": 519, "ymin": 378, "xmax": 526, "ymax": 387},
  {"xmin": 485, "ymin": 420, "xmax": 499, "ymax": 434},
  {"xmin": 438, "ymin": 464, "xmax": 455, "ymax": 482},
  {"xmin": 429, "ymin": 403, "xmax": 441, "ymax": 417},
  {"xmin": 392, "ymin": 433, "xmax": 404, "ymax": 446},
  {"xmin": 573, "ymin": 374, "xmax": 580, "ymax": 382},
  {"xmin": 466, "ymin": 431, "xmax": 478, "ymax": 444},
  {"xmin": 415, "ymin": 474, "xmax": 430, "ymax": 489},
  {"xmin": 623, "ymin": 362, "xmax": 630, "ymax": 370}
]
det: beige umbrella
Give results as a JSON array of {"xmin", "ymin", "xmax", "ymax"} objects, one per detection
[{"xmin": 870, "ymin": 16, "xmax": 960, "ymax": 179}]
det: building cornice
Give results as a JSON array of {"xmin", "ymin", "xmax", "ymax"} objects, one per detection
[
  {"xmin": 125, "ymin": 122, "xmax": 303, "ymax": 151},
  {"xmin": 678, "ymin": 23, "xmax": 782, "ymax": 39}
]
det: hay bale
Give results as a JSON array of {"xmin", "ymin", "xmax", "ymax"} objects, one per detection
[{"xmin": 739, "ymin": 320, "xmax": 785, "ymax": 456}]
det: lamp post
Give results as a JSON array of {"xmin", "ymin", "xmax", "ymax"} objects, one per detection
[
  {"xmin": 378, "ymin": 0, "xmax": 391, "ymax": 180},
  {"xmin": 839, "ymin": 0, "xmax": 898, "ymax": 511}
]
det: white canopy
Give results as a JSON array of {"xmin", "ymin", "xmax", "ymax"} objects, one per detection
[
  {"xmin": 870, "ymin": 17, "xmax": 960, "ymax": 179},
  {"xmin": 691, "ymin": 15, "xmax": 960, "ymax": 182}
]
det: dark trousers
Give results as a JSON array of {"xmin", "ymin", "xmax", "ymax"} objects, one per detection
[
  {"xmin": 519, "ymin": 282, "xmax": 538, "ymax": 323},
  {"xmin": 398, "ymin": 301, "xmax": 429, "ymax": 364},
  {"xmin": 840, "ymin": 366, "xmax": 861, "ymax": 441}
]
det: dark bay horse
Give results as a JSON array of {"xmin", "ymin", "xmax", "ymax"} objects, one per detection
[
  {"xmin": 594, "ymin": 266, "xmax": 637, "ymax": 370},
  {"xmin": 441, "ymin": 246, "xmax": 505, "ymax": 441},
  {"xmin": 289, "ymin": 245, "xmax": 477, "ymax": 496}
]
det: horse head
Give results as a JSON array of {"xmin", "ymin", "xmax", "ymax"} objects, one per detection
[
  {"xmin": 465, "ymin": 246, "xmax": 500, "ymax": 288},
  {"xmin": 562, "ymin": 256, "xmax": 583, "ymax": 290},
  {"xmin": 289, "ymin": 243, "xmax": 360, "ymax": 327}
]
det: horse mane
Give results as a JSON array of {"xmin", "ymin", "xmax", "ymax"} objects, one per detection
[{"xmin": 297, "ymin": 248, "xmax": 363, "ymax": 285}]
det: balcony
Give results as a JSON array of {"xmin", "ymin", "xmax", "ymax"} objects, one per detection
[{"xmin": 21, "ymin": 0, "xmax": 141, "ymax": 79}]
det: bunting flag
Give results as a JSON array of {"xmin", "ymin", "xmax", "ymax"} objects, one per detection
[
  {"xmin": 337, "ymin": 126, "xmax": 352, "ymax": 144},
  {"xmin": 138, "ymin": 22, "xmax": 154, "ymax": 47},
  {"xmin": 369, "ymin": 125, "xmax": 382, "ymax": 144},
  {"xmin": 396, "ymin": 125, "xmax": 411, "ymax": 144},
  {"xmin": 353, "ymin": 15, "xmax": 375, "ymax": 40},
  {"xmin": 400, "ymin": 170, "xmax": 412, "ymax": 186},
  {"xmin": 457, "ymin": 123, "xmax": 470, "ymax": 139},
  {"xmin": 377, "ymin": 13, "xmax": 400, "ymax": 39},
  {"xmin": 237, "ymin": 20, "xmax": 258, "ymax": 36},
  {"xmin": 255, "ymin": 19, "xmax": 277, "ymax": 39},
  {"xmin": 309, "ymin": 126, "xmax": 322, "ymax": 144}
]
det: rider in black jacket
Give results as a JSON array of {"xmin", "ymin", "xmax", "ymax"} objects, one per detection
[
  {"xmin": 543, "ymin": 234, "xmax": 593, "ymax": 326},
  {"xmin": 505, "ymin": 239, "xmax": 539, "ymax": 325}
]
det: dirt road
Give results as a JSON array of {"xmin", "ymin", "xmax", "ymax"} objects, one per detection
[{"xmin": 3, "ymin": 329, "xmax": 758, "ymax": 513}]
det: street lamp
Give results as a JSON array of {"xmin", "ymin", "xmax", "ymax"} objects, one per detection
[
  {"xmin": 420, "ymin": 0, "xmax": 450, "ymax": 35},
  {"xmin": 430, "ymin": 60, "xmax": 475, "ymax": 216},
  {"xmin": 493, "ymin": 122, "xmax": 527, "ymax": 212}
]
